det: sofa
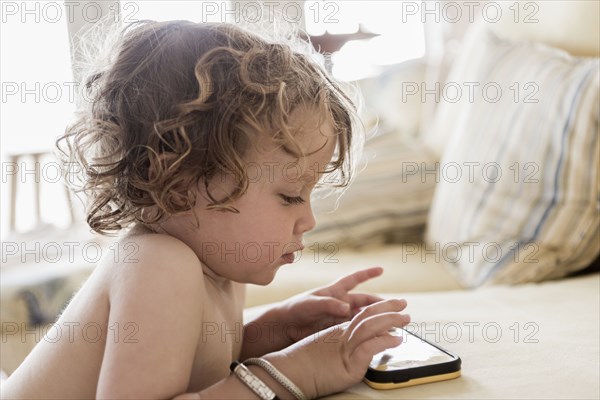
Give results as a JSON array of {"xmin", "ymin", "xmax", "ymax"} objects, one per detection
[{"xmin": 1, "ymin": 1, "xmax": 599, "ymax": 399}]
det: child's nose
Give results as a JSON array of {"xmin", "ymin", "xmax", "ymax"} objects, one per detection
[{"xmin": 295, "ymin": 203, "xmax": 316, "ymax": 234}]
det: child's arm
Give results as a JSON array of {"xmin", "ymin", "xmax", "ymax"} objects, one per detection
[
  {"xmin": 240, "ymin": 267, "xmax": 385, "ymax": 359},
  {"xmin": 178, "ymin": 298, "xmax": 409, "ymax": 399},
  {"xmin": 96, "ymin": 235, "xmax": 205, "ymax": 399}
]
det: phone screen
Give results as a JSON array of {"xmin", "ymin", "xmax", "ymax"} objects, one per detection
[{"xmin": 369, "ymin": 328, "xmax": 456, "ymax": 371}]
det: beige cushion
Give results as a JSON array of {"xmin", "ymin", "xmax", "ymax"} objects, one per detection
[
  {"xmin": 424, "ymin": 1, "xmax": 600, "ymax": 158},
  {"xmin": 425, "ymin": 26, "xmax": 600, "ymax": 287}
]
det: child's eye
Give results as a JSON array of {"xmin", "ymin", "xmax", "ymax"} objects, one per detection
[{"xmin": 280, "ymin": 194, "xmax": 306, "ymax": 205}]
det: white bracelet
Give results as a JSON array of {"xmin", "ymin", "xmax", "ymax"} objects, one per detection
[
  {"xmin": 230, "ymin": 361, "xmax": 279, "ymax": 400},
  {"xmin": 244, "ymin": 358, "xmax": 307, "ymax": 400}
]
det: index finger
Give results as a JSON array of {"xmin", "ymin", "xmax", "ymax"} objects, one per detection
[{"xmin": 334, "ymin": 267, "xmax": 384, "ymax": 292}]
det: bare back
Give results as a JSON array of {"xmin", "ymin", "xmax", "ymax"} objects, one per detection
[{"xmin": 1, "ymin": 230, "xmax": 245, "ymax": 399}]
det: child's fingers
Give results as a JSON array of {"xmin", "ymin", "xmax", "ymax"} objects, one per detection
[
  {"xmin": 346, "ymin": 298, "xmax": 407, "ymax": 333},
  {"xmin": 351, "ymin": 334, "xmax": 403, "ymax": 368},
  {"xmin": 348, "ymin": 312, "xmax": 410, "ymax": 350},
  {"xmin": 348, "ymin": 293, "xmax": 385, "ymax": 310},
  {"xmin": 311, "ymin": 296, "xmax": 351, "ymax": 317},
  {"xmin": 332, "ymin": 267, "xmax": 384, "ymax": 293}
]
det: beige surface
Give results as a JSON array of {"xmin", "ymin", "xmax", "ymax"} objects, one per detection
[
  {"xmin": 317, "ymin": 273, "xmax": 599, "ymax": 399},
  {"xmin": 245, "ymin": 243, "xmax": 463, "ymax": 307}
]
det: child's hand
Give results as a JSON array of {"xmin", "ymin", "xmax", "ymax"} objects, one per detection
[
  {"xmin": 277, "ymin": 267, "xmax": 386, "ymax": 343},
  {"xmin": 265, "ymin": 298, "xmax": 410, "ymax": 399}
]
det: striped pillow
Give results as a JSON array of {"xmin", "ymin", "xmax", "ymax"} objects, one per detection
[
  {"xmin": 425, "ymin": 27, "xmax": 600, "ymax": 287},
  {"xmin": 307, "ymin": 131, "xmax": 438, "ymax": 249}
]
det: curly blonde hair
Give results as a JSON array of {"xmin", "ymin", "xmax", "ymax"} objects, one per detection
[{"xmin": 57, "ymin": 20, "xmax": 360, "ymax": 235}]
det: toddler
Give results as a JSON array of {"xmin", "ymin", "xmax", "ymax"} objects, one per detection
[{"xmin": 1, "ymin": 20, "xmax": 409, "ymax": 399}]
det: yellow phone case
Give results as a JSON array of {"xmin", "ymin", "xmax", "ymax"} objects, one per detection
[{"xmin": 364, "ymin": 370, "xmax": 461, "ymax": 389}]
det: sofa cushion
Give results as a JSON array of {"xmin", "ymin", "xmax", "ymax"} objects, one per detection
[{"xmin": 425, "ymin": 25, "xmax": 600, "ymax": 286}]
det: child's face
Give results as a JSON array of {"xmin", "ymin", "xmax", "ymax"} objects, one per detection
[{"xmin": 161, "ymin": 109, "xmax": 337, "ymax": 285}]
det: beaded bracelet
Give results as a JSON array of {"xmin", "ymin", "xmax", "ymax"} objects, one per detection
[
  {"xmin": 244, "ymin": 358, "xmax": 307, "ymax": 400},
  {"xmin": 230, "ymin": 361, "xmax": 279, "ymax": 400}
]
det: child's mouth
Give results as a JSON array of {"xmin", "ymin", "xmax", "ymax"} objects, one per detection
[
  {"xmin": 281, "ymin": 244, "xmax": 304, "ymax": 264},
  {"xmin": 282, "ymin": 252, "xmax": 295, "ymax": 263}
]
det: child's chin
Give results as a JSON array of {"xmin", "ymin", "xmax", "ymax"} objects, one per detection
[{"xmin": 249, "ymin": 267, "xmax": 281, "ymax": 286}]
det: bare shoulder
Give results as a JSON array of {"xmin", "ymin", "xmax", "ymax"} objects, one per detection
[
  {"xmin": 104, "ymin": 232, "xmax": 206, "ymax": 304},
  {"xmin": 95, "ymin": 232, "xmax": 209, "ymax": 398},
  {"xmin": 116, "ymin": 231, "xmax": 201, "ymax": 267}
]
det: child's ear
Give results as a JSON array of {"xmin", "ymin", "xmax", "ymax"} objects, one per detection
[{"xmin": 195, "ymin": 173, "xmax": 236, "ymax": 205}]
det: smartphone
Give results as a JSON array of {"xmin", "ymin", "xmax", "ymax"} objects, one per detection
[{"xmin": 364, "ymin": 327, "xmax": 461, "ymax": 389}]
